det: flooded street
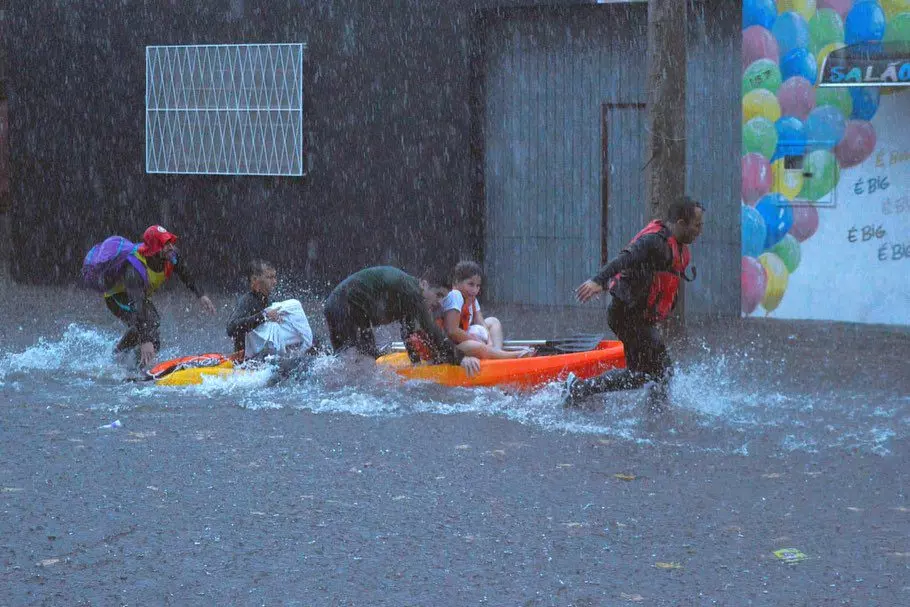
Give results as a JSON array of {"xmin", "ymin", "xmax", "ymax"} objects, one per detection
[{"xmin": 2, "ymin": 282, "xmax": 908, "ymax": 604}]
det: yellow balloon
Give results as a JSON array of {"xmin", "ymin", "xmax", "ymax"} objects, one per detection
[
  {"xmin": 778, "ymin": 0, "xmax": 817, "ymax": 22},
  {"xmin": 743, "ymin": 89, "xmax": 781, "ymax": 123},
  {"xmin": 882, "ymin": 0, "xmax": 910, "ymax": 21},
  {"xmin": 759, "ymin": 252, "xmax": 790, "ymax": 313},
  {"xmin": 816, "ymin": 42, "xmax": 845, "ymax": 74},
  {"xmin": 771, "ymin": 158, "xmax": 804, "ymax": 199}
]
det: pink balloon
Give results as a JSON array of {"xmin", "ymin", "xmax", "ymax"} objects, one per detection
[
  {"xmin": 790, "ymin": 204, "xmax": 820, "ymax": 242},
  {"xmin": 742, "ymin": 153, "xmax": 772, "ymax": 204},
  {"xmin": 777, "ymin": 76, "xmax": 816, "ymax": 121},
  {"xmin": 743, "ymin": 26, "xmax": 780, "ymax": 68},
  {"xmin": 835, "ymin": 120, "xmax": 877, "ymax": 169},
  {"xmin": 741, "ymin": 256, "xmax": 768, "ymax": 315},
  {"xmin": 817, "ymin": 0, "xmax": 852, "ymax": 19}
]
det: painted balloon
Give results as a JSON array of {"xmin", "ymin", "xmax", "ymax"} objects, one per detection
[
  {"xmin": 790, "ymin": 204, "xmax": 820, "ymax": 242},
  {"xmin": 772, "ymin": 157, "xmax": 805, "ymax": 199},
  {"xmin": 780, "ymin": 47, "xmax": 818, "ymax": 84},
  {"xmin": 805, "ymin": 104, "xmax": 847, "ymax": 149},
  {"xmin": 817, "ymin": 0, "xmax": 853, "ymax": 19},
  {"xmin": 744, "ymin": 0, "xmax": 778, "ymax": 30},
  {"xmin": 814, "ymin": 87, "xmax": 852, "ymax": 120},
  {"xmin": 756, "ymin": 193, "xmax": 795, "ymax": 249},
  {"xmin": 845, "ymin": 1, "xmax": 887, "ymax": 45},
  {"xmin": 773, "ymin": 11, "xmax": 812, "ymax": 56},
  {"xmin": 809, "ymin": 8, "xmax": 845, "ymax": 53},
  {"xmin": 777, "ymin": 76, "xmax": 816, "ymax": 120},
  {"xmin": 771, "ymin": 233, "xmax": 802, "ymax": 273},
  {"xmin": 759, "ymin": 252, "xmax": 790, "ymax": 313},
  {"xmin": 773, "ymin": 116, "xmax": 807, "ymax": 160},
  {"xmin": 781, "ymin": 0, "xmax": 819, "ymax": 21},
  {"xmin": 743, "ymin": 58, "xmax": 783, "ymax": 94},
  {"xmin": 743, "ymin": 116, "xmax": 779, "ymax": 159},
  {"xmin": 742, "ymin": 256, "xmax": 769, "ymax": 315},
  {"xmin": 799, "ymin": 149, "xmax": 840, "ymax": 200},
  {"xmin": 881, "ymin": 0, "xmax": 910, "ymax": 21},
  {"xmin": 742, "ymin": 204, "xmax": 768, "ymax": 258},
  {"xmin": 743, "ymin": 25, "xmax": 781, "ymax": 67},
  {"xmin": 743, "ymin": 88, "xmax": 782, "ymax": 123},
  {"xmin": 834, "ymin": 120, "xmax": 877, "ymax": 168},
  {"xmin": 883, "ymin": 12, "xmax": 910, "ymax": 43},
  {"xmin": 850, "ymin": 86, "xmax": 880, "ymax": 120},
  {"xmin": 743, "ymin": 153, "xmax": 773, "ymax": 204}
]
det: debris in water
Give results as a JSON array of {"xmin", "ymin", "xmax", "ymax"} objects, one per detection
[
  {"xmin": 773, "ymin": 548, "xmax": 808, "ymax": 563},
  {"xmin": 37, "ymin": 558, "xmax": 61, "ymax": 567},
  {"xmin": 454, "ymin": 444, "xmax": 471, "ymax": 450},
  {"xmin": 620, "ymin": 593, "xmax": 645, "ymax": 602},
  {"xmin": 654, "ymin": 562, "xmax": 682, "ymax": 569},
  {"xmin": 98, "ymin": 419, "xmax": 122, "ymax": 430},
  {"xmin": 2, "ymin": 487, "xmax": 24, "ymax": 493},
  {"xmin": 614, "ymin": 473, "xmax": 637, "ymax": 481}
]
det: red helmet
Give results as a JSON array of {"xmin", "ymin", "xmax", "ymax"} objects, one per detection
[{"xmin": 138, "ymin": 225, "xmax": 178, "ymax": 256}]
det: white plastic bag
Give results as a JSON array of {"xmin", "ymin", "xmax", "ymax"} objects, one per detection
[{"xmin": 244, "ymin": 299, "xmax": 313, "ymax": 358}]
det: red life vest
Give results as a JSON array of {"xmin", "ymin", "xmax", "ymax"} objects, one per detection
[
  {"xmin": 609, "ymin": 220, "xmax": 693, "ymax": 322},
  {"xmin": 435, "ymin": 292, "xmax": 473, "ymax": 332}
]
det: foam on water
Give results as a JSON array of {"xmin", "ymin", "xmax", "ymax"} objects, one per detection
[{"xmin": 2, "ymin": 327, "xmax": 906, "ymax": 457}]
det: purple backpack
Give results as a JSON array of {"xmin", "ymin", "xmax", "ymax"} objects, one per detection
[{"xmin": 81, "ymin": 236, "xmax": 148, "ymax": 292}]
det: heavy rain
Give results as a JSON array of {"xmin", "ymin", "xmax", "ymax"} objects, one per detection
[{"xmin": 1, "ymin": 1, "xmax": 909, "ymax": 605}]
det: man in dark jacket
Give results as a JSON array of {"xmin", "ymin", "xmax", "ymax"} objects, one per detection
[
  {"xmin": 226, "ymin": 260, "xmax": 279, "ymax": 355},
  {"xmin": 563, "ymin": 196, "xmax": 704, "ymax": 408},
  {"xmin": 105, "ymin": 225, "xmax": 215, "ymax": 367},
  {"xmin": 324, "ymin": 266, "xmax": 480, "ymax": 376}
]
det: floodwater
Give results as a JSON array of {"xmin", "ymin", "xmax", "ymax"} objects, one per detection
[{"xmin": 2, "ymin": 280, "xmax": 909, "ymax": 605}]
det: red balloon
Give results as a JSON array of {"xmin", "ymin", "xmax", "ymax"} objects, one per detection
[
  {"xmin": 777, "ymin": 76, "xmax": 816, "ymax": 121},
  {"xmin": 741, "ymin": 256, "xmax": 768, "ymax": 315},
  {"xmin": 790, "ymin": 204, "xmax": 819, "ymax": 242},
  {"xmin": 743, "ymin": 25, "xmax": 780, "ymax": 68},
  {"xmin": 742, "ymin": 153, "xmax": 772, "ymax": 205},
  {"xmin": 817, "ymin": 0, "xmax": 852, "ymax": 19},
  {"xmin": 835, "ymin": 120, "xmax": 877, "ymax": 169}
]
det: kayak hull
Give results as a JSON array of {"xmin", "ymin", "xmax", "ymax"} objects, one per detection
[
  {"xmin": 155, "ymin": 361, "xmax": 236, "ymax": 386},
  {"xmin": 376, "ymin": 340, "xmax": 625, "ymax": 390}
]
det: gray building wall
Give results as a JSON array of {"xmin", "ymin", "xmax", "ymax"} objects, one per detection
[{"xmin": 480, "ymin": 1, "xmax": 740, "ymax": 315}]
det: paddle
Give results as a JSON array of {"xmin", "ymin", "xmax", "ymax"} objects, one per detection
[{"xmin": 388, "ymin": 333, "xmax": 607, "ymax": 356}]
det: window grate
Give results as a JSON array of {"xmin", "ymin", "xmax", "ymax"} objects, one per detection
[{"xmin": 145, "ymin": 43, "xmax": 304, "ymax": 176}]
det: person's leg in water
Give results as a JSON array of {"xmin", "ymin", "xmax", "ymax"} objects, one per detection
[
  {"xmin": 105, "ymin": 295, "xmax": 161, "ymax": 365},
  {"xmin": 562, "ymin": 301, "xmax": 670, "ymax": 407},
  {"xmin": 323, "ymin": 296, "xmax": 377, "ymax": 357}
]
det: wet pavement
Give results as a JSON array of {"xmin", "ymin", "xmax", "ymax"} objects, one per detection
[{"xmin": 1, "ymin": 279, "xmax": 908, "ymax": 605}]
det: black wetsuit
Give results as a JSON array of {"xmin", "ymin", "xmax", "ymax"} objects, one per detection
[
  {"xmin": 226, "ymin": 291, "xmax": 271, "ymax": 354},
  {"xmin": 323, "ymin": 266, "xmax": 463, "ymax": 364},
  {"xmin": 104, "ymin": 254, "xmax": 202, "ymax": 353},
  {"xmin": 573, "ymin": 228, "xmax": 681, "ymax": 400}
]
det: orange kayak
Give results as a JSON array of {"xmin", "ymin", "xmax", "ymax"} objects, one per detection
[{"xmin": 375, "ymin": 340, "xmax": 625, "ymax": 390}]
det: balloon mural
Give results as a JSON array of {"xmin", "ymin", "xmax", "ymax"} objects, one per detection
[{"xmin": 741, "ymin": 0, "xmax": 898, "ymax": 315}]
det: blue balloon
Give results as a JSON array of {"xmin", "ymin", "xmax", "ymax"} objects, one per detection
[
  {"xmin": 773, "ymin": 116, "xmax": 807, "ymax": 161},
  {"xmin": 850, "ymin": 86, "xmax": 881, "ymax": 120},
  {"xmin": 780, "ymin": 48, "xmax": 818, "ymax": 84},
  {"xmin": 845, "ymin": 1, "xmax": 886, "ymax": 45},
  {"xmin": 743, "ymin": 0, "xmax": 777, "ymax": 31},
  {"xmin": 805, "ymin": 105, "xmax": 847, "ymax": 150},
  {"xmin": 755, "ymin": 193, "xmax": 794, "ymax": 250},
  {"xmin": 772, "ymin": 12, "xmax": 811, "ymax": 57},
  {"xmin": 742, "ymin": 204, "xmax": 767, "ymax": 258}
]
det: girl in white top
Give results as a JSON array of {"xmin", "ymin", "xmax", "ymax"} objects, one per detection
[{"xmin": 440, "ymin": 261, "xmax": 533, "ymax": 360}]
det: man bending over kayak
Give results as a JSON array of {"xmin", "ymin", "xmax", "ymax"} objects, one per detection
[{"xmin": 323, "ymin": 266, "xmax": 480, "ymax": 376}]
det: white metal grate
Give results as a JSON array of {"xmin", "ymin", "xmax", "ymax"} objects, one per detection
[{"xmin": 145, "ymin": 43, "xmax": 304, "ymax": 176}]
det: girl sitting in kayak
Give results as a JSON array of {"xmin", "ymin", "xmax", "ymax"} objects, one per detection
[{"xmin": 439, "ymin": 261, "xmax": 533, "ymax": 360}]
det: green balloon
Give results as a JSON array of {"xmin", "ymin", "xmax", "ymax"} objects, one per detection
[
  {"xmin": 743, "ymin": 117, "xmax": 778, "ymax": 160},
  {"xmin": 884, "ymin": 13, "xmax": 910, "ymax": 44},
  {"xmin": 809, "ymin": 9, "xmax": 845, "ymax": 55},
  {"xmin": 814, "ymin": 88, "xmax": 853, "ymax": 120},
  {"xmin": 799, "ymin": 150, "xmax": 840, "ymax": 201},
  {"xmin": 743, "ymin": 59, "xmax": 782, "ymax": 95},
  {"xmin": 771, "ymin": 234, "xmax": 802, "ymax": 273}
]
